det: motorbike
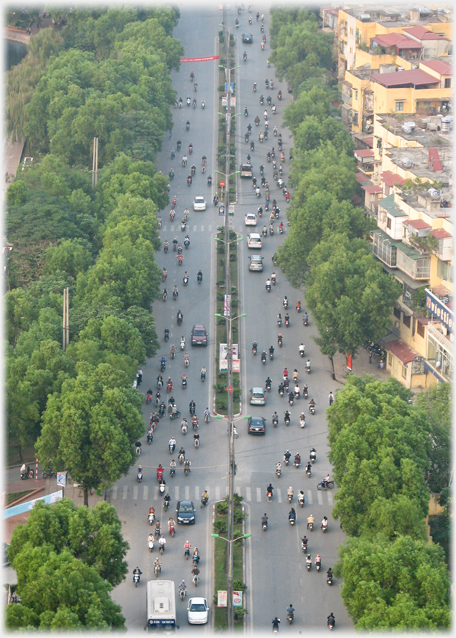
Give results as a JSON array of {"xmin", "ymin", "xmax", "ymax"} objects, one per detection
[
  {"xmin": 137, "ymin": 470, "xmax": 143, "ymax": 483},
  {"xmin": 327, "ymin": 574, "xmax": 333, "ymax": 586},
  {"xmin": 306, "ymin": 467, "xmax": 312, "ymax": 478},
  {"xmin": 277, "ymin": 317, "xmax": 282, "ymax": 327},
  {"xmin": 289, "ymin": 515, "xmax": 296, "ymax": 526},
  {"xmin": 181, "ymin": 422, "xmax": 188, "ymax": 434},
  {"xmin": 328, "ymin": 618, "xmax": 335, "ymax": 630},
  {"xmin": 300, "ymin": 416, "xmax": 306, "ymax": 429},
  {"xmin": 298, "ymin": 495, "xmax": 305, "ymax": 508},
  {"xmin": 133, "ymin": 573, "xmax": 141, "ymax": 587},
  {"xmin": 288, "ymin": 395, "xmax": 294, "ymax": 406},
  {"xmin": 268, "ymin": 490, "xmax": 273, "ymax": 501},
  {"xmin": 262, "ymin": 520, "xmax": 268, "ymax": 532},
  {"xmin": 159, "ymin": 483, "xmax": 165, "ymax": 494},
  {"xmin": 322, "ymin": 523, "xmax": 328, "ymax": 533},
  {"xmin": 303, "ymin": 316, "xmax": 309, "ymax": 326},
  {"xmin": 148, "ymin": 512, "xmax": 155, "ymax": 525},
  {"xmin": 183, "ymin": 276, "xmax": 189, "ymax": 286},
  {"xmin": 287, "ymin": 612, "xmax": 294, "ymax": 625},
  {"xmin": 182, "ymin": 377, "xmax": 187, "ymax": 389},
  {"xmin": 309, "ymin": 403, "xmax": 315, "ymax": 415},
  {"xmin": 148, "ymin": 537, "xmax": 154, "ymax": 552},
  {"xmin": 301, "ymin": 540, "xmax": 308, "ymax": 553},
  {"xmin": 252, "ymin": 342, "xmax": 258, "ymax": 355},
  {"xmin": 180, "ymin": 339, "xmax": 185, "ymax": 350},
  {"xmin": 317, "ymin": 480, "xmax": 334, "ymax": 491},
  {"xmin": 310, "ymin": 449, "xmax": 316, "ymax": 464},
  {"xmin": 170, "ymin": 466, "xmax": 176, "ymax": 476},
  {"xmin": 185, "ymin": 547, "xmax": 190, "ymax": 560},
  {"xmin": 284, "ymin": 414, "xmax": 290, "ymax": 426},
  {"xmin": 201, "ymin": 496, "xmax": 209, "ymax": 507},
  {"xmin": 275, "ymin": 467, "xmax": 281, "ymax": 478},
  {"xmin": 169, "ymin": 524, "xmax": 175, "ymax": 537},
  {"xmin": 272, "ymin": 417, "xmax": 278, "ymax": 428},
  {"xmin": 303, "ymin": 388, "xmax": 308, "ymax": 400},
  {"xmin": 283, "ymin": 454, "xmax": 290, "ymax": 466},
  {"xmin": 169, "ymin": 410, "xmax": 181, "ymax": 421},
  {"xmin": 285, "ymin": 317, "xmax": 289, "ymax": 327},
  {"xmin": 306, "ymin": 560, "xmax": 311, "ymax": 572},
  {"xmin": 287, "ymin": 493, "xmax": 293, "ymax": 504},
  {"xmin": 299, "ymin": 348, "xmax": 305, "ymax": 358}
]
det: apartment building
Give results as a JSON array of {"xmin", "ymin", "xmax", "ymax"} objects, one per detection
[{"xmin": 359, "ymin": 114, "xmax": 453, "ymax": 388}]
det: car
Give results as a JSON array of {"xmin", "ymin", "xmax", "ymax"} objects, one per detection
[
  {"xmin": 245, "ymin": 212, "xmax": 257, "ymax": 226},
  {"xmin": 249, "ymin": 255, "xmax": 264, "ymax": 272},
  {"xmin": 248, "ymin": 416, "xmax": 266, "ymax": 435},
  {"xmin": 176, "ymin": 500, "xmax": 196, "ymax": 524},
  {"xmin": 247, "ymin": 233, "xmax": 262, "ymax": 249},
  {"xmin": 187, "ymin": 598, "xmax": 209, "ymax": 624},
  {"xmin": 249, "ymin": 387, "xmax": 266, "ymax": 405},
  {"xmin": 191, "ymin": 324, "xmax": 208, "ymax": 346},
  {"xmin": 193, "ymin": 196, "xmax": 206, "ymax": 211},
  {"xmin": 242, "ymin": 33, "xmax": 253, "ymax": 43}
]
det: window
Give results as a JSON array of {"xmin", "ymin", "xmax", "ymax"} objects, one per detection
[
  {"xmin": 417, "ymin": 321, "xmax": 425, "ymax": 338},
  {"xmin": 437, "ymin": 259, "xmax": 452, "ymax": 282},
  {"xmin": 387, "ymin": 217, "xmax": 392, "ymax": 229},
  {"xmin": 401, "ymin": 364, "xmax": 407, "ymax": 379},
  {"xmin": 354, "ymin": 90, "xmax": 358, "ymax": 100},
  {"xmin": 393, "ymin": 307, "xmax": 401, "ymax": 319},
  {"xmin": 444, "ymin": 78, "xmax": 451, "ymax": 88},
  {"xmin": 395, "ymin": 101, "xmax": 404, "ymax": 112},
  {"xmin": 403, "ymin": 314, "xmax": 411, "ymax": 328}
]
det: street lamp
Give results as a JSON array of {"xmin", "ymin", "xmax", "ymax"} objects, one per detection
[
  {"xmin": 214, "ymin": 312, "xmax": 246, "ymax": 629},
  {"xmin": 211, "ymin": 533, "xmax": 252, "ymax": 622}
]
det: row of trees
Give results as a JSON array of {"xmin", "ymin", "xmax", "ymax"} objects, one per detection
[
  {"xmin": 269, "ymin": 7, "xmax": 401, "ymax": 362},
  {"xmin": 328, "ymin": 377, "xmax": 451, "ymax": 629},
  {"xmin": 6, "ymin": 10, "xmax": 178, "ymax": 505}
]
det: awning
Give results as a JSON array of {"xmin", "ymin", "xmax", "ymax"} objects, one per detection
[{"xmin": 386, "ymin": 339, "xmax": 420, "ymax": 364}]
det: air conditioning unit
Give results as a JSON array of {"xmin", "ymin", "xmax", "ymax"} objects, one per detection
[{"xmin": 394, "ymin": 320, "xmax": 400, "ymax": 330}]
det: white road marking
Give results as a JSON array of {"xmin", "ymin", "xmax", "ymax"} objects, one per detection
[
  {"xmin": 133, "ymin": 486, "xmax": 138, "ymax": 500},
  {"xmin": 317, "ymin": 491, "xmax": 323, "ymax": 505},
  {"xmin": 143, "ymin": 486, "xmax": 148, "ymax": 500},
  {"xmin": 215, "ymin": 485, "xmax": 220, "ymax": 500},
  {"xmin": 175, "ymin": 486, "xmax": 180, "ymax": 500},
  {"xmin": 277, "ymin": 488, "xmax": 282, "ymax": 503},
  {"xmin": 246, "ymin": 487, "xmax": 251, "ymax": 502},
  {"xmin": 256, "ymin": 488, "xmax": 261, "ymax": 502},
  {"xmin": 307, "ymin": 490, "xmax": 312, "ymax": 505},
  {"xmin": 185, "ymin": 486, "xmax": 190, "ymax": 499},
  {"xmin": 327, "ymin": 491, "xmax": 333, "ymax": 505},
  {"xmin": 122, "ymin": 486, "xmax": 128, "ymax": 500}
]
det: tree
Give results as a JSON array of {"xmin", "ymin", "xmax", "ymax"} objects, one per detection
[
  {"xmin": 6, "ymin": 547, "xmax": 125, "ymax": 629},
  {"xmin": 335, "ymin": 534, "xmax": 450, "ymax": 629},
  {"xmin": 36, "ymin": 362, "xmax": 144, "ymax": 505},
  {"xmin": 8, "ymin": 498, "xmax": 129, "ymax": 586},
  {"xmin": 282, "ymin": 86, "xmax": 331, "ymax": 135},
  {"xmin": 416, "ymin": 383, "xmax": 451, "ymax": 494},
  {"xmin": 305, "ymin": 234, "xmax": 402, "ymax": 359},
  {"xmin": 44, "ymin": 238, "xmax": 93, "ymax": 279}
]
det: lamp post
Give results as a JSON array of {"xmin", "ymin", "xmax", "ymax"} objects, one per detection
[
  {"xmin": 211, "ymin": 532, "xmax": 252, "ymax": 622},
  {"xmin": 215, "ymin": 312, "xmax": 246, "ymax": 630}
]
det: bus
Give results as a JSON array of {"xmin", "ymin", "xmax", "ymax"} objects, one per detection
[{"xmin": 145, "ymin": 580, "xmax": 177, "ymax": 633}]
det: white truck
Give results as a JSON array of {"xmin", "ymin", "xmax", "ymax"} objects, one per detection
[{"xmin": 145, "ymin": 580, "xmax": 177, "ymax": 633}]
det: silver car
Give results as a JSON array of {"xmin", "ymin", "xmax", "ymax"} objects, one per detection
[
  {"xmin": 249, "ymin": 255, "xmax": 264, "ymax": 272},
  {"xmin": 249, "ymin": 387, "xmax": 266, "ymax": 405}
]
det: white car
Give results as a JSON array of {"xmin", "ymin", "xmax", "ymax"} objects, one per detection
[
  {"xmin": 247, "ymin": 233, "xmax": 262, "ymax": 249},
  {"xmin": 250, "ymin": 387, "xmax": 266, "ymax": 405},
  {"xmin": 193, "ymin": 196, "xmax": 207, "ymax": 211},
  {"xmin": 187, "ymin": 597, "xmax": 209, "ymax": 624},
  {"xmin": 245, "ymin": 212, "xmax": 257, "ymax": 226}
]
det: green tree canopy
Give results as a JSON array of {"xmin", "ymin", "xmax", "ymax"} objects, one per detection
[
  {"xmin": 36, "ymin": 362, "xmax": 144, "ymax": 505},
  {"xmin": 335, "ymin": 534, "xmax": 450, "ymax": 629},
  {"xmin": 305, "ymin": 234, "xmax": 402, "ymax": 357},
  {"xmin": 6, "ymin": 546, "xmax": 125, "ymax": 629},
  {"xmin": 8, "ymin": 498, "xmax": 129, "ymax": 586}
]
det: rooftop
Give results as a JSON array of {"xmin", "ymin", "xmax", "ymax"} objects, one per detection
[
  {"xmin": 362, "ymin": 184, "xmax": 383, "ymax": 194},
  {"xmin": 403, "ymin": 25, "xmax": 449, "ymax": 41},
  {"xmin": 385, "ymin": 339, "xmax": 421, "ymax": 364},
  {"xmin": 378, "ymin": 193, "xmax": 407, "ymax": 218},
  {"xmin": 370, "ymin": 68, "xmax": 439, "ymax": 88},
  {"xmin": 404, "ymin": 219, "xmax": 431, "ymax": 230},
  {"xmin": 341, "ymin": 4, "xmax": 453, "ymax": 28},
  {"xmin": 386, "ymin": 146, "xmax": 452, "ymax": 184},
  {"xmin": 420, "ymin": 59, "xmax": 453, "ymax": 75},
  {"xmin": 371, "ymin": 33, "xmax": 423, "ymax": 49},
  {"xmin": 431, "ymin": 228, "xmax": 452, "ymax": 239},
  {"xmin": 375, "ymin": 114, "xmax": 453, "ymax": 149},
  {"xmin": 381, "ymin": 170, "xmax": 406, "ymax": 187}
]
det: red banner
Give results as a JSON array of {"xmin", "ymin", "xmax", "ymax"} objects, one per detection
[
  {"xmin": 346, "ymin": 353, "xmax": 352, "ymax": 371},
  {"xmin": 180, "ymin": 55, "xmax": 220, "ymax": 62}
]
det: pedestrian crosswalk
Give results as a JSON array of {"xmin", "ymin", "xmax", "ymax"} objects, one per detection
[
  {"xmin": 107, "ymin": 483, "xmax": 334, "ymax": 505},
  {"xmin": 160, "ymin": 223, "xmax": 216, "ymax": 233}
]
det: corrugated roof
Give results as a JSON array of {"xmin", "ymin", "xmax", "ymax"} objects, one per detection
[
  {"xmin": 404, "ymin": 219, "xmax": 431, "ymax": 230},
  {"xmin": 428, "ymin": 147, "xmax": 443, "ymax": 172},
  {"xmin": 402, "ymin": 25, "xmax": 431, "ymax": 39},
  {"xmin": 362, "ymin": 184, "xmax": 382, "ymax": 194},
  {"xmin": 386, "ymin": 339, "xmax": 420, "ymax": 364},
  {"xmin": 378, "ymin": 194, "xmax": 406, "ymax": 218},
  {"xmin": 381, "ymin": 171, "xmax": 406, "ymax": 187},
  {"xmin": 356, "ymin": 171, "xmax": 371, "ymax": 184},
  {"xmin": 370, "ymin": 69, "xmax": 438, "ymax": 88},
  {"xmin": 371, "ymin": 33, "xmax": 405, "ymax": 47},
  {"xmin": 420, "ymin": 60, "xmax": 452, "ymax": 76},
  {"xmin": 431, "ymin": 228, "xmax": 452, "ymax": 239},
  {"xmin": 355, "ymin": 149, "xmax": 375, "ymax": 158}
]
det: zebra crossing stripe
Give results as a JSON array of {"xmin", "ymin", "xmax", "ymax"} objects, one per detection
[
  {"xmin": 143, "ymin": 486, "xmax": 148, "ymax": 500},
  {"xmin": 256, "ymin": 488, "xmax": 261, "ymax": 502},
  {"xmin": 327, "ymin": 491, "xmax": 333, "ymax": 505},
  {"xmin": 277, "ymin": 489, "xmax": 282, "ymax": 503},
  {"xmin": 215, "ymin": 485, "xmax": 220, "ymax": 500},
  {"xmin": 133, "ymin": 486, "xmax": 138, "ymax": 500},
  {"xmin": 122, "ymin": 486, "xmax": 128, "ymax": 500},
  {"xmin": 175, "ymin": 486, "xmax": 180, "ymax": 500},
  {"xmin": 154, "ymin": 486, "xmax": 159, "ymax": 500},
  {"xmin": 307, "ymin": 490, "xmax": 312, "ymax": 505},
  {"xmin": 185, "ymin": 486, "xmax": 190, "ymax": 500},
  {"xmin": 246, "ymin": 487, "xmax": 251, "ymax": 502},
  {"xmin": 195, "ymin": 486, "xmax": 199, "ymax": 501},
  {"xmin": 193, "ymin": 225, "xmax": 197, "ymax": 231},
  {"xmin": 235, "ymin": 485, "xmax": 241, "ymax": 497},
  {"xmin": 317, "ymin": 491, "xmax": 323, "ymax": 505}
]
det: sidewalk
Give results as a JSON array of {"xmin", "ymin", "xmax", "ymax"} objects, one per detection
[
  {"xmin": 3, "ymin": 134, "xmax": 25, "ymax": 190},
  {"xmin": 333, "ymin": 345, "xmax": 388, "ymax": 387}
]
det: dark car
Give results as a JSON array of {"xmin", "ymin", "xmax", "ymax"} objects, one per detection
[
  {"xmin": 242, "ymin": 33, "xmax": 253, "ymax": 43},
  {"xmin": 176, "ymin": 500, "xmax": 196, "ymax": 524},
  {"xmin": 248, "ymin": 416, "xmax": 266, "ymax": 435},
  {"xmin": 191, "ymin": 324, "xmax": 208, "ymax": 346}
]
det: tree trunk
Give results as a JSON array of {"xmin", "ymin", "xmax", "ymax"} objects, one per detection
[
  {"xmin": 330, "ymin": 355, "xmax": 336, "ymax": 381},
  {"xmin": 84, "ymin": 487, "xmax": 89, "ymax": 507}
]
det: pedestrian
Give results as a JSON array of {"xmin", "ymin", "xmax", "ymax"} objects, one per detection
[
  {"xmin": 369, "ymin": 352, "xmax": 372, "ymax": 364},
  {"xmin": 138, "ymin": 368, "xmax": 143, "ymax": 385}
]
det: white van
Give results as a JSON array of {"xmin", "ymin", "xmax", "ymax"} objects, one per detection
[{"xmin": 145, "ymin": 580, "xmax": 177, "ymax": 633}]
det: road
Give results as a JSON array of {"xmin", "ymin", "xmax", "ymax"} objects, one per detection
[{"xmin": 109, "ymin": 4, "xmax": 353, "ymax": 633}]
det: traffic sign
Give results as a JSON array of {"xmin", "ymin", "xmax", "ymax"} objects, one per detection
[
  {"xmin": 226, "ymin": 386, "xmax": 232, "ymax": 393},
  {"xmin": 220, "ymin": 181, "xmax": 225, "ymax": 188},
  {"xmin": 228, "ymin": 204, "xmax": 234, "ymax": 216},
  {"xmin": 219, "ymin": 205, "xmax": 225, "ymax": 216}
]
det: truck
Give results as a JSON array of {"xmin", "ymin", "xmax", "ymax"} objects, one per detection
[{"xmin": 145, "ymin": 580, "xmax": 177, "ymax": 633}]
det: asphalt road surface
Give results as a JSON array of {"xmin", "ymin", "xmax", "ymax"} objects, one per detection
[{"xmin": 109, "ymin": 5, "xmax": 353, "ymax": 633}]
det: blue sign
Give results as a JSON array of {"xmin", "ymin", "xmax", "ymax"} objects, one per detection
[
  {"xmin": 219, "ymin": 205, "xmax": 225, "ymax": 216},
  {"xmin": 426, "ymin": 291, "xmax": 453, "ymax": 333}
]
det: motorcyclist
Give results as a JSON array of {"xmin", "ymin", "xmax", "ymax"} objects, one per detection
[
  {"xmin": 284, "ymin": 410, "xmax": 291, "ymax": 423},
  {"xmin": 307, "ymin": 514, "xmax": 315, "ymax": 529},
  {"xmin": 278, "ymin": 333, "xmax": 283, "ymax": 346},
  {"xmin": 299, "ymin": 343, "xmax": 305, "ymax": 356},
  {"xmin": 272, "ymin": 412, "xmax": 279, "ymax": 426},
  {"xmin": 179, "ymin": 580, "xmax": 187, "ymax": 594},
  {"xmin": 310, "ymin": 448, "xmax": 316, "ymax": 462},
  {"xmin": 292, "ymin": 369, "xmax": 299, "ymax": 383},
  {"xmin": 272, "ymin": 618, "xmax": 280, "ymax": 630},
  {"xmin": 288, "ymin": 507, "xmax": 296, "ymax": 522},
  {"xmin": 267, "ymin": 483, "xmax": 274, "ymax": 497},
  {"xmin": 271, "ymin": 272, "xmax": 276, "ymax": 284},
  {"xmin": 191, "ymin": 565, "xmax": 200, "ymax": 580},
  {"xmin": 305, "ymin": 554, "xmax": 312, "ymax": 569},
  {"xmin": 265, "ymin": 376, "xmax": 272, "ymax": 390},
  {"xmin": 283, "ymin": 295, "xmax": 288, "ymax": 307},
  {"xmin": 284, "ymin": 450, "xmax": 291, "ymax": 464},
  {"xmin": 301, "ymin": 536, "xmax": 308, "ymax": 550},
  {"xmin": 179, "ymin": 446, "xmax": 185, "ymax": 459},
  {"xmin": 315, "ymin": 553, "xmax": 322, "ymax": 568},
  {"xmin": 192, "ymin": 548, "xmax": 200, "ymax": 564},
  {"xmin": 303, "ymin": 311, "xmax": 308, "ymax": 324},
  {"xmin": 261, "ymin": 350, "xmax": 267, "ymax": 363},
  {"xmin": 277, "ymin": 312, "xmax": 282, "ymax": 325},
  {"xmin": 189, "ymin": 399, "xmax": 196, "ymax": 413},
  {"xmin": 327, "ymin": 567, "xmax": 333, "ymax": 580},
  {"xmin": 309, "ymin": 398, "xmax": 316, "ymax": 411},
  {"xmin": 306, "ymin": 461, "xmax": 312, "ymax": 475},
  {"xmin": 288, "ymin": 390, "xmax": 294, "ymax": 404},
  {"xmin": 294, "ymin": 453, "xmax": 301, "ymax": 466},
  {"xmin": 305, "ymin": 358, "xmax": 311, "ymax": 371},
  {"xmin": 298, "ymin": 490, "xmax": 305, "ymax": 505},
  {"xmin": 286, "ymin": 605, "xmax": 295, "ymax": 620},
  {"xmin": 197, "ymin": 269, "xmax": 203, "ymax": 283},
  {"xmin": 193, "ymin": 431, "xmax": 200, "ymax": 446},
  {"xmin": 287, "ymin": 486, "xmax": 294, "ymax": 500},
  {"xmin": 275, "ymin": 461, "xmax": 282, "ymax": 474},
  {"xmin": 133, "ymin": 566, "xmax": 142, "ymax": 582},
  {"xmin": 303, "ymin": 383, "xmax": 308, "ymax": 397},
  {"xmin": 163, "ymin": 492, "xmax": 171, "ymax": 507},
  {"xmin": 321, "ymin": 515, "xmax": 328, "ymax": 529},
  {"xmin": 184, "ymin": 540, "xmax": 191, "ymax": 556},
  {"xmin": 204, "ymin": 407, "xmax": 211, "ymax": 420},
  {"xmin": 170, "ymin": 459, "xmax": 176, "ymax": 472},
  {"xmin": 202, "ymin": 490, "xmax": 209, "ymax": 503},
  {"xmin": 261, "ymin": 513, "xmax": 268, "ymax": 528},
  {"xmin": 327, "ymin": 613, "xmax": 335, "ymax": 628},
  {"xmin": 269, "ymin": 345, "xmax": 274, "ymax": 357},
  {"xmin": 158, "ymin": 535, "xmax": 167, "ymax": 551},
  {"xmin": 278, "ymin": 381, "xmax": 285, "ymax": 395},
  {"xmin": 168, "ymin": 436, "xmax": 176, "ymax": 452}
]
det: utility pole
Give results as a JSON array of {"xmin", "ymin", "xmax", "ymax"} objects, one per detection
[
  {"xmin": 92, "ymin": 136, "xmax": 98, "ymax": 190},
  {"xmin": 62, "ymin": 287, "xmax": 69, "ymax": 350}
]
